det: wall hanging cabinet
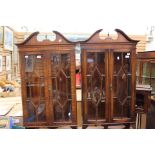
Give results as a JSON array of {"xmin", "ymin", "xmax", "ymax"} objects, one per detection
[
  {"xmin": 16, "ymin": 32, "xmax": 77, "ymax": 128},
  {"xmin": 80, "ymin": 29, "xmax": 138, "ymax": 128}
]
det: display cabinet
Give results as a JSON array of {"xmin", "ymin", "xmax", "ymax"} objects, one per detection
[
  {"xmin": 80, "ymin": 29, "xmax": 138, "ymax": 128},
  {"xmin": 137, "ymin": 51, "xmax": 155, "ymax": 95},
  {"xmin": 16, "ymin": 31, "xmax": 77, "ymax": 128}
]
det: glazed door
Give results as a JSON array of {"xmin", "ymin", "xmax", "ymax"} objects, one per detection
[
  {"xmin": 48, "ymin": 51, "xmax": 77, "ymax": 126},
  {"xmin": 82, "ymin": 50, "xmax": 108, "ymax": 125},
  {"xmin": 110, "ymin": 51, "xmax": 132, "ymax": 122},
  {"xmin": 22, "ymin": 53, "xmax": 49, "ymax": 126}
]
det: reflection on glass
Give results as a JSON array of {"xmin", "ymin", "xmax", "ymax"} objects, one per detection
[
  {"xmin": 143, "ymin": 62, "xmax": 150, "ymax": 77},
  {"xmin": 25, "ymin": 55, "xmax": 46, "ymax": 122},
  {"xmin": 113, "ymin": 98, "xmax": 130, "ymax": 118},
  {"xmin": 151, "ymin": 63, "xmax": 155, "ymax": 77},
  {"xmin": 141, "ymin": 62, "xmax": 150, "ymax": 85},
  {"xmin": 151, "ymin": 63, "xmax": 155, "ymax": 93},
  {"xmin": 142, "ymin": 77, "xmax": 150, "ymax": 85},
  {"xmin": 27, "ymin": 101, "xmax": 46, "ymax": 122},
  {"xmin": 136, "ymin": 61, "xmax": 140, "ymax": 84},
  {"xmin": 25, "ymin": 55, "xmax": 35, "ymax": 72},
  {"xmin": 51, "ymin": 54, "xmax": 72, "ymax": 122},
  {"xmin": 141, "ymin": 62, "xmax": 155, "ymax": 93}
]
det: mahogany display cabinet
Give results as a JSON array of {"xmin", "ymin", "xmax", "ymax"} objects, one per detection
[
  {"xmin": 16, "ymin": 32, "xmax": 77, "ymax": 128},
  {"xmin": 137, "ymin": 51, "xmax": 155, "ymax": 95},
  {"xmin": 80, "ymin": 29, "xmax": 139, "ymax": 128}
]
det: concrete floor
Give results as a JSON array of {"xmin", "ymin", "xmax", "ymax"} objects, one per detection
[
  {"xmin": 0, "ymin": 96, "xmax": 22, "ymax": 117},
  {"xmin": 0, "ymin": 96, "xmax": 23, "ymax": 128}
]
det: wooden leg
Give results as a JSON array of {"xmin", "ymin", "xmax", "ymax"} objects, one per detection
[
  {"xmin": 25, "ymin": 127, "xmax": 39, "ymax": 129},
  {"xmin": 124, "ymin": 124, "xmax": 130, "ymax": 129},
  {"xmin": 26, "ymin": 126, "xmax": 62, "ymax": 129},
  {"xmin": 104, "ymin": 125, "xmax": 108, "ymax": 129},
  {"xmin": 71, "ymin": 126, "xmax": 77, "ymax": 129},
  {"xmin": 48, "ymin": 127, "xmax": 58, "ymax": 129},
  {"xmin": 82, "ymin": 125, "xmax": 88, "ymax": 129}
]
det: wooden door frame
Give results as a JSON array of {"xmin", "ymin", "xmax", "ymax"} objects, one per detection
[
  {"xmin": 47, "ymin": 50, "xmax": 77, "ymax": 126},
  {"xmin": 20, "ymin": 52, "xmax": 50, "ymax": 127},
  {"xmin": 110, "ymin": 49, "xmax": 135, "ymax": 123},
  {"xmin": 81, "ymin": 49, "xmax": 109, "ymax": 125}
]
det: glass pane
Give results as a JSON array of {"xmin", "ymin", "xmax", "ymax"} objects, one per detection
[
  {"xmin": 87, "ymin": 52, "xmax": 105, "ymax": 75},
  {"xmin": 151, "ymin": 63, "xmax": 155, "ymax": 77},
  {"xmin": 86, "ymin": 52, "xmax": 106, "ymax": 121},
  {"xmin": 143, "ymin": 62, "xmax": 150, "ymax": 77},
  {"xmin": 151, "ymin": 79, "xmax": 155, "ymax": 93},
  {"xmin": 51, "ymin": 54, "xmax": 72, "ymax": 122},
  {"xmin": 113, "ymin": 52, "xmax": 131, "ymax": 118},
  {"xmin": 151, "ymin": 63, "xmax": 155, "ymax": 93},
  {"xmin": 113, "ymin": 98, "xmax": 130, "ymax": 118},
  {"xmin": 136, "ymin": 60, "xmax": 140, "ymax": 84},
  {"xmin": 27, "ymin": 101, "xmax": 46, "ymax": 122},
  {"xmin": 25, "ymin": 55, "xmax": 46, "ymax": 122},
  {"xmin": 142, "ymin": 77, "xmax": 150, "ymax": 85}
]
